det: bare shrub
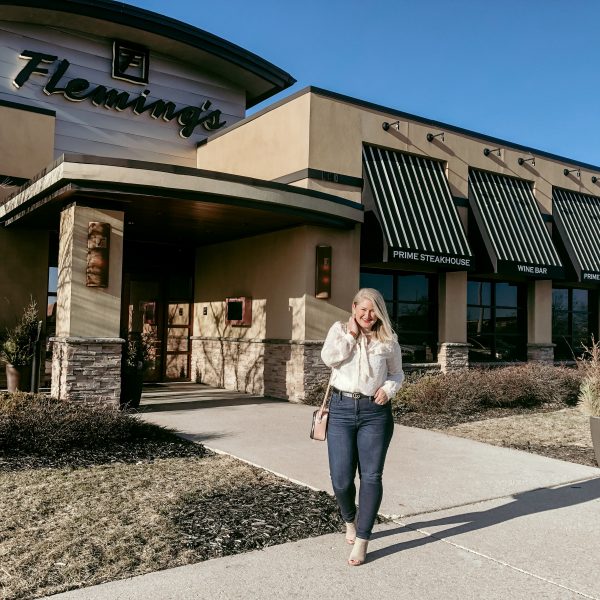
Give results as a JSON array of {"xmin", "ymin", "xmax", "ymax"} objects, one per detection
[
  {"xmin": 394, "ymin": 364, "xmax": 581, "ymax": 416},
  {"xmin": 0, "ymin": 392, "xmax": 205, "ymax": 467}
]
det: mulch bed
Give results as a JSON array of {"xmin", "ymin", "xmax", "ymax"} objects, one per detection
[
  {"xmin": 508, "ymin": 443, "xmax": 597, "ymax": 467},
  {"xmin": 392, "ymin": 403, "xmax": 565, "ymax": 429},
  {"xmin": 0, "ymin": 440, "xmax": 210, "ymax": 472},
  {"xmin": 172, "ymin": 481, "xmax": 345, "ymax": 559}
]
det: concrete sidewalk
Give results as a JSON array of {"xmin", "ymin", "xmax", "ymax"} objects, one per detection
[{"xmin": 46, "ymin": 383, "xmax": 600, "ymax": 600}]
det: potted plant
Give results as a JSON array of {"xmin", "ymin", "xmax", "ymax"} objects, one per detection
[
  {"xmin": 577, "ymin": 336, "xmax": 600, "ymax": 467},
  {"xmin": 121, "ymin": 331, "xmax": 154, "ymax": 410},
  {"xmin": 1, "ymin": 299, "xmax": 39, "ymax": 392}
]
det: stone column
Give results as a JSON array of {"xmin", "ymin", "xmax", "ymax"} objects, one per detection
[
  {"xmin": 50, "ymin": 204, "xmax": 124, "ymax": 405},
  {"xmin": 527, "ymin": 279, "xmax": 555, "ymax": 362},
  {"xmin": 438, "ymin": 271, "xmax": 469, "ymax": 371}
]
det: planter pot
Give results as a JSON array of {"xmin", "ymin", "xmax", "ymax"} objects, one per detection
[
  {"xmin": 121, "ymin": 368, "xmax": 144, "ymax": 410},
  {"xmin": 5, "ymin": 364, "xmax": 32, "ymax": 393},
  {"xmin": 590, "ymin": 416, "xmax": 600, "ymax": 468}
]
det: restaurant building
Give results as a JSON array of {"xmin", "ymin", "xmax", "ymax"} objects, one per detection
[{"xmin": 1, "ymin": 0, "xmax": 599, "ymax": 404}]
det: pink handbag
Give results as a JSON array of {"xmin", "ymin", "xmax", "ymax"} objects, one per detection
[{"xmin": 310, "ymin": 375, "xmax": 332, "ymax": 441}]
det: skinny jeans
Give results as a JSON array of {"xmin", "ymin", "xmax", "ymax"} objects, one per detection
[{"xmin": 326, "ymin": 390, "xmax": 394, "ymax": 540}]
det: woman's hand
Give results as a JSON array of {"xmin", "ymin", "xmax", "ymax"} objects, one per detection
[
  {"xmin": 374, "ymin": 388, "xmax": 388, "ymax": 405},
  {"xmin": 347, "ymin": 314, "xmax": 359, "ymax": 338}
]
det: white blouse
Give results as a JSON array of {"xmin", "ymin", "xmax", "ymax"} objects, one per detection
[{"xmin": 321, "ymin": 321, "xmax": 405, "ymax": 399}]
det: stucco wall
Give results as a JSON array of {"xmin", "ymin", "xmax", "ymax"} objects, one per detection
[
  {"xmin": 193, "ymin": 224, "xmax": 358, "ymax": 341},
  {"xmin": 56, "ymin": 205, "xmax": 124, "ymax": 338},
  {"xmin": 197, "ymin": 93, "xmax": 310, "ymax": 180},
  {"xmin": 198, "ymin": 89, "xmax": 600, "ymax": 215}
]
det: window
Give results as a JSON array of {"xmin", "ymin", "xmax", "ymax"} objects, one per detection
[
  {"xmin": 467, "ymin": 280, "xmax": 526, "ymax": 362},
  {"xmin": 553, "ymin": 288, "xmax": 597, "ymax": 360},
  {"xmin": 47, "ymin": 266, "xmax": 58, "ymax": 340},
  {"xmin": 360, "ymin": 271, "xmax": 437, "ymax": 362}
]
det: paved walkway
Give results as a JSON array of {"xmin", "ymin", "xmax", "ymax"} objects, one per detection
[{"xmin": 46, "ymin": 383, "xmax": 600, "ymax": 600}]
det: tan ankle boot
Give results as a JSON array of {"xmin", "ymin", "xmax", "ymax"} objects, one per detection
[{"xmin": 348, "ymin": 538, "xmax": 368, "ymax": 566}]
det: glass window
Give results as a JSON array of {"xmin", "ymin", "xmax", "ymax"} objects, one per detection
[
  {"xmin": 397, "ymin": 275, "xmax": 428, "ymax": 302},
  {"xmin": 360, "ymin": 272, "xmax": 393, "ymax": 300},
  {"xmin": 552, "ymin": 288, "xmax": 596, "ymax": 360},
  {"xmin": 467, "ymin": 279, "xmax": 526, "ymax": 362},
  {"xmin": 467, "ymin": 281, "xmax": 491, "ymax": 305},
  {"xmin": 552, "ymin": 289, "xmax": 568, "ymax": 311},
  {"xmin": 360, "ymin": 270, "xmax": 437, "ymax": 363},
  {"xmin": 48, "ymin": 267, "xmax": 58, "ymax": 294},
  {"xmin": 573, "ymin": 289, "xmax": 589, "ymax": 312},
  {"xmin": 496, "ymin": 283, "xmax": 518, "ymax": 308}
]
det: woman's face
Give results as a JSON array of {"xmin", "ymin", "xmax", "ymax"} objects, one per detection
[{"xmin": 353, "ymin": 298, "xmax": 378, "ymax": 331}]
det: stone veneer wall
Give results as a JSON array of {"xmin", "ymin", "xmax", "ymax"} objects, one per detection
[
  {"xmin": 191, "ymin": 337, "xmax": 329, "ymax": 403},
  {"xmin": 437, "ymin": 342, "xmax": 470, "ymax": 372},
  {"xmin": 50, "ymin": 337, "xmax": 123, "ymax": 405},
  {"xmin": 527, "ymin": 343, "xmax": 555, "ymax": 363}
]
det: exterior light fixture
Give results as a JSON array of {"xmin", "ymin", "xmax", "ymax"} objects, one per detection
[
  {"xmin": 382, "ymin": 120, "xmax": 400, "ymax": 131},
  {"xmin": 592, "ymin": 176, "xmax": 599, "ymax": 184},
  {"xmin": 483, "ymin": 147, "xmax": 502, "ymax": 157},
  {"xmin": 315, "ymin": 245, "xmax": 332, "ymax": 299},
  {"xmin": 563, "ymin": 168, "xmax": 580, "ymax": 177},
  {"xmin": 518, "ymin": 156, "xmax": 535, "ymax": 166},
  {"xmin": 426, "ymin": 132, "xmax": 445, "ymax": 142}
]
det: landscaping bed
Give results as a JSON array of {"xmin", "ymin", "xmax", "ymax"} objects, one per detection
[
  {"xmin": 391, "ymin": 364, "xmax": 598, "ymax": 467},
  {"xmin": 0, "ymin": 393, "xmax": 343, "ymax": 600}
]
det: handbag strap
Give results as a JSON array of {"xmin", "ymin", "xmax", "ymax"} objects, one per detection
[{"xmin": 318, "ymin": 371, "xmax": 333, "ymax": 415}]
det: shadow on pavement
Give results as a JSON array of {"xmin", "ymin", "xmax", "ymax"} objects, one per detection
[
  {"xmin": 139, "ymin": 396, "xmax": 283, "ymax": 412},
  {"xmin": 369, "ymin": 476, "xmax": 600, "ymax": 562}
]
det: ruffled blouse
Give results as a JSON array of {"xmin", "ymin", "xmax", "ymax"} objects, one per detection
[{"xmin": 321, "ymin": 321, "xmax": 405, "ymax": 399}]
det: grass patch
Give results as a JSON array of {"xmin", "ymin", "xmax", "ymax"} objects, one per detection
[
  {"xmin": 0, "ymin": 393, "xmax": 344, "ymax": 599},
  {"xmin": 440, "ymin": 408, "xmax": 596, "ymax": 467}
]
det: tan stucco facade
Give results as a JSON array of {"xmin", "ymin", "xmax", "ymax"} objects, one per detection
[
  {"xmin": 0, "ymin": 104, "xmax": 55, "ymax": 182},
  {"xmin": 193, "ymin": 224, "xmax": 359, "ymax": 341},
  {"xmin": 197, "ymin": 88, "xmax": 600, "ymax": 372},
  {"xmin": 56, "ymin": 205, "xmax": 124, "ymax": 339}
]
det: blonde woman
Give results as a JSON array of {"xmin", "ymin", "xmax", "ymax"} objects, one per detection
[{"xmin": 321, "ymin": 288, "xmax": 404, "ymax": 566}]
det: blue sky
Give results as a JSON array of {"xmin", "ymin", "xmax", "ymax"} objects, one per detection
[{"xmin": 129, "ymin": 0, "xmax": 600, "ymax": 165}]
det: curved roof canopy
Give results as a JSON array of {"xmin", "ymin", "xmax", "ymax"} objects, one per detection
[{"xmin": 0, "ymin": 0, "xmax": 295, "ymax": 107}]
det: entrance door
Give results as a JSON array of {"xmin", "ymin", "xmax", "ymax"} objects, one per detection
[{"xmin": 123, "ymin": 275, "xmax": 193, "ymax": 382}]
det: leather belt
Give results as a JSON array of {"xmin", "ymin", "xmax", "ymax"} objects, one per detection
[{"xmin": 331, "ymin": 386, "xmax": 374, "ymax": 401}]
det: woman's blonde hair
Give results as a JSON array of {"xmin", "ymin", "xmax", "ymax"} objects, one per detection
[{"xmin": 353, "ymin": 288, "xmax": 396, "ymax": 342}]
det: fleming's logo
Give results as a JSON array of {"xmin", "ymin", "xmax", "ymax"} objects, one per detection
[{"xmin": 12, "ymin": 42, "xmax": 226, "ymax": 138}]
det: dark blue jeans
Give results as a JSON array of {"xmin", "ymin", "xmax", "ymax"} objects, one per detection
[{"xmin": 326, "ymin": 391, "xmax": 394, "ymax": 540}]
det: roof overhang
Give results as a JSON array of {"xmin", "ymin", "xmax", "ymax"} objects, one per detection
[
  {"xmin": 0, "ymin": 155, "xmax": 363, "ymax": 244},
  {"xmin": 0, "ymin": 0, "xmax": 295, "ymax": 108}
]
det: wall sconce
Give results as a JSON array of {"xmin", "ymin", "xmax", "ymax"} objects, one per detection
[
  {"xmin": 518, "ymin": 156, "xmax": 535, "ymax": 166},
  {"xmin": 426, "ymin": 132, "xmax": 444, "ymax": 142},
  {"xmin": 563, "ymin": 168, "xmax": 580, "ymax": 177},
  {"xmin": 592, "ymin": 176, "xmax": 599, "ymax": 184},
  {"xmin": 382, "ymin": 120, "xmax": 400, "ymax": 131},
  {"xmin": 86, "ymin": 222, "xmax": 110, "ymax": 287},
  {"xmin": 483, "ymin": 147, "xmax": 502, "ymax": 157},
  {"xmin": 315, "ymin": 245, "xmax": 332, "ymax": 299}
]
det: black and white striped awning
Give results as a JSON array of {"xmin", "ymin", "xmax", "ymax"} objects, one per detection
[
  {"xmin": 468, "ymin": 169, "xmax": 564, "ymax": 279},
  {"xmin": 362, "ymin": 146, "xmax": 472, "ymax": 269},
  {"xmin": 553, "ymin": 187, "xmax": 600, "ymax": 283}
]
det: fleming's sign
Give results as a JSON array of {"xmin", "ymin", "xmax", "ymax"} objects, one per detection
[{"xmin": 12, "ymin": 42, "xmax": 226, "ymax": 139}]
